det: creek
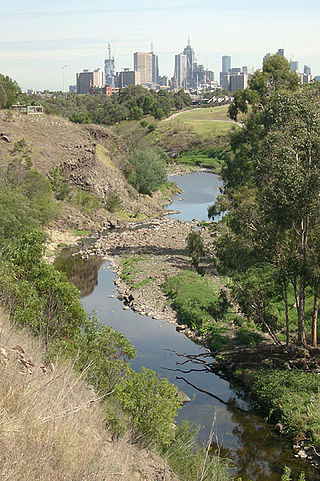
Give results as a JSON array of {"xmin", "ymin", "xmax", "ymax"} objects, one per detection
[{"xmin": 56, "ymin": 172, "xmax": 317, "ymax": 481}]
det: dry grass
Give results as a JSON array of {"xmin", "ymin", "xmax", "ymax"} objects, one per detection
[{"xmin": 0, "ymin": 311, "xmax": 178, "ymax": 481}]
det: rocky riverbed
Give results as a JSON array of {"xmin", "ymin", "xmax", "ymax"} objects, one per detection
[{"xmin": 74, "ymin": 218, "xmax": 218, "ymax": 327}]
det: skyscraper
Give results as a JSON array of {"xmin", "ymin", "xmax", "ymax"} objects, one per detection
[
  {"xmin": 174, "ymin": 54, "xmax": 187, "ymax": 88},
  {"xmin": 222, "ymin": 56, "xmax": 231, "ymax": 73},
  {"xmin": 290, "ymin": 58, "xmax": 299, "ymax": 72},
  {"xmin": 150, "ymin": 43, "xmax": 159, "ymax": 84},
  {"xmin": 183, "ymin": 38, "xmax": 196, "ymax": 87},
  {"xmin": 304, "ymin": 65, "xmax": 311, "ymax": 75},
  {"xmin": 104, "ymin": 43, "xmax": 116, "ymax": 86},
  {"xmin": 134, "ymin": 52, "xmax": 153, "ymax": 84},
  {"xmin": 277, "ymin": 48, "xmax": 285, "ymax": 56}
]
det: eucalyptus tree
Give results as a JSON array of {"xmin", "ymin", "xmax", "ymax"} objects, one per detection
[{"xmin": 214, "ymin": 84, "xmax": 320, "ymax": 346}]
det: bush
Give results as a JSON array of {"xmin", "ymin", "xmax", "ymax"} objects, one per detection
[
  {"xmin": 69, "ymin": 112, "xmax": 93, "ymax": 124},
  {"xmin": 115, "ymin": 367, "xmax": 181, "ymax": 448},
  {"xmin": 105, "ymin": 193, "xmax": 123, "ymax": 212},
  {"xmin": 74, "ymin": 186, "xmax": 101, "ymax": 213},
  {"xmin": 129, "ymin": 148, "xmax": 167, "ymax": 194},
  {"xmin": 49, "ymin": 166, "xmax": 71, "ymax": 200}
]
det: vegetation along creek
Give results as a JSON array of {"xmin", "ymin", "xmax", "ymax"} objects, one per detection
[{"xmin": 56, "ymin": 172, "xmax": 318, "ymax": 481}]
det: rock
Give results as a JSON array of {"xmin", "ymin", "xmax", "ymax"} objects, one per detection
[
  {"xmin": 297, "ymin": 449, "xmax": 308, "ymax": 459},
  {"xmin": 123, "ymin": 305, "xmax": 129, "ymax": 310},
  {"xmin": 177, "ymin": 390, "xmax": 191, "ymax": 404},
  {"xmin": 0, "ymin": 132, "xmax": 10, "ymax": 142}
]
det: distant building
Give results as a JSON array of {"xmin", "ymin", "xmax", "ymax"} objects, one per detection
[
  {"xmin": 290, "ymin": 58, "xmax": 299, "ymax": 72},
  {"xmin": 90, "ymin": 85, "xmax": 118, "ymax": 96},
  {"xmin": 230, "ymin": 72, "xmax": 248, "ymax": 92},
  {"xmin": 277, "ymin": 48, "xmax": 285, "ymax": 56},
  {"xmin": 304, "ymin": 65, "xmax": 311, "ymax": 75},
  {"xmin": 159, "ymin": 75, "xmax": 169, "ymax": 87},
  {"xmin": 134, "ymin": 52, "xmax": 153, "ymax": 84},
  {"xmin": 76, "ymin": 69, "xmax": 105, "ymax": 94},
  {"xmin": 105, "ymin": 43, "xmax": 116, "ymax": 86},
  {"xmin": 183, "ymin": 38, "xmax": 196, "ymax": 87},
  {"xmin": 222, "ymin": 55, "xmax": 231, "ymax": 73},
  {"xmin": 151, "ymin": 53, "xmax": 159, "ymax": 84},
  {"xmin": 314, "ymin": 76, "xmax": 320, "ymax": 82},
  {"xmin": 220, "ymin": 72, "xmax": 230, "ymax": 91},
  {"xmin": 230, "ymin": 67, "xmax": 241, "ymax": 75},
  {"xmin": 117, "ymin": 69, "xmax": 140, "ymax": 88},
  {"xmin": 69, "ymin": 85, "xmax": 77, "ymax": 92},
  {"xmin": 242, "ymin": 66, "xmax": 254, "ymax": 75},
  {"xmin": 174, "ymin": 53, "xmax": 187, "ymax": 88},
  {"xmin": 300, "ymin": 73, "xmax": 312, "ymax": 84}
]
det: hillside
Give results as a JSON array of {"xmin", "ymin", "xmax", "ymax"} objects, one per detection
[
  {"xmin": 0, "ymin": 110, "xmax": 164, "ymax": 232},
  {"xmin": 0, "ymin": 309, "xmax": 178, "ymax": 481}
]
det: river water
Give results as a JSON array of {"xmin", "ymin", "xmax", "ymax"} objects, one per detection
[{"xmin": 56, "ymin": 172, "xmax": 317, "ymax": 481}]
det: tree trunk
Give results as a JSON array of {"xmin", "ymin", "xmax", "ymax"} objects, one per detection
[
  {"xmin": 312, "ymin": 289, "xmax": 319, "ymax": 348},
  {"xmin": 284, "ymin": 283, "xmax": 290, "ymax": 345},
  {"xmin": 298, "ymin": 218, "xmax": 308, "ymax": 345}
]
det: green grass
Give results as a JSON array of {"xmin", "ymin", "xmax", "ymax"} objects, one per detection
[
  {"xmin": 71, "ymin": 229, "xmax": 92, "ymax": 236},
  {"xmin": 114, "ymin": 211, "xmax": 147, "ymax": 222},
  {"xmin": 176, "ymin": 147, "xmax": 230, "ymax": 173},
  {"xmin": 120, "ymin": 254, "xmax": 149, "ymax": 285},
  {"xmin": 96, "ymin": 144, "xmax": 116, "ymax": 168},
  {"xmin": 251, "ymin": 370, "xmax": 320, "ymax": 443},
  {"xmin": 169, "ymin": 106, "xmax": 239, "ymax": 136}
]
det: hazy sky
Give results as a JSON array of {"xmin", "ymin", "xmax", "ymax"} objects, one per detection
[{"xmin": 1, "ymin": 0, "xmax": 319, "ymax": 90}]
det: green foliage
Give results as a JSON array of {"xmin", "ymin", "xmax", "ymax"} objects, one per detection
[
  {"xmin": 0, "ymin": 159, "xmax": 57, "ymax": 247},
  {"xmin": 235, "ymin": 324, "xmax": 263, "ymax": 346},
  {"xmin": 74, "ymin": 186, "xmax": 102, "ymax": 213},
  {"xmin": 187, "ymin": 230, "xmax": 205, "ymax": 273},
  {"xmin": 29, "ymin": 86, "xmax": 190, "ymax": 126},
  {"xmin": 115, "ymin": 367, "xmax": 182, "ymax": 447},
  {"xmin": 177, "ymin": 147, "xmax": 230, "ymax": 172},
  {"xmin": 0, "ymin": 73, "xmax": 21, "ymax": 108},
  {"xmin": 105, "ymin": 193, "xmax": 123, "ymax": 212},
  {"xmin": 120, "ymin": 254, "xmax": 148, "ymax": 285},
  {"xmin": 281, "ymin": 467, "xmax": 306, "ymax": 481},
  {"xmin": 49, "ymin": 166, "xmax": 71, "ymax": 200},
  {"xmin": 162, "ymin": 270, "xmax": 224, "ymax": 329},
  {"xmin": 76, "ymin": 315, "xmax": 135, "ymax": 393},
  {"xmin": 129, "ymin": 147, "xmax": 167, "ymax": 194},
  {"xmin": 69, "ymin": 111, "xmax": 93, "ymax": 124},
  {"xmin": 251, "ymin": 369, "xmax": 320, "ymax": 442},
  {"xmin": 163, "ymin": 421, "xmax": 230, "ymax": 481}
]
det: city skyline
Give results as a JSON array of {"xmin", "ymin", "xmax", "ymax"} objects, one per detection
[{"xmin": 1, "ymin": 0, "xmax": 319, "ymax": 90}]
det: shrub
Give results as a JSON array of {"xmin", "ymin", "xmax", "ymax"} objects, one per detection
[
  {"xmin": 115, "ymin": 367, "xmax": 181, "ymax": 448},
  {"xmin": 74, "ymin": 186, "xmax": 101, "ymax": 213},
  {"xmin": 106, "ymin": 193, "xmax": 123, "ymax": 212},
  {"xmin": 49, "ymin": 166, "xmax": 71, "ymax": 200},
  {"xmin": 129, "ymin": 148, "xmax": 167, "ymax": 194}
]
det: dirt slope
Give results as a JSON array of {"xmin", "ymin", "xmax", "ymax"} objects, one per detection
[{"xmin": 0, "ymin": 111, "xmax": 163, "ymax": 230}]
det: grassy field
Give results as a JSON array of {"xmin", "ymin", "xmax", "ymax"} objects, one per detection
[{"xmin": 168, "ymin": 105, "xmax": 238, "ymax": 136}]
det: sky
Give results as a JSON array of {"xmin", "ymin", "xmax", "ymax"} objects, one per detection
[{"xmin": 1, "ymin": 0, "xmax": 320, "ymax": 91}]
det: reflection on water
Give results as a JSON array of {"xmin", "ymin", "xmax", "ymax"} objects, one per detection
[
  {"xmin": 55, "ymin": 249, "xmax": 317, "ymax": 481},
  {"xmin": 54, "ymin": 248, "xmax": 104, "ymax": 297}
]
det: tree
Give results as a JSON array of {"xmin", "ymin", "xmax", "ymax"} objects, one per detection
[
  {"xmin": 216, "ymin": 85, "xmax": 320, "ymax": 346},
  {"xmin": 0, "ymin": 73, "xmax": 21, "ymax": 107},
  {"xmin": 129, "ymin": 147, "xmax": 167, "ymax": 194},
  {"xmin": 187, "ymin": 230, "xmax": 204, "ymax": 273}
]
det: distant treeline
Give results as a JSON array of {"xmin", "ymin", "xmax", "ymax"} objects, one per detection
[{"xmin": 27, "ymin": 85, "xmax": 192, "ymax": 124}]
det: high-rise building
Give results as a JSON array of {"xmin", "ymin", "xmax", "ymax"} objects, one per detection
[
  {"xmin": 277, "ymin": 48, "xmax": 285, "ymax": 56},
  {"xmin": 174, "ymin": 54, "xmax": 187, "ymax": 88},
  {"xmin": 220, "ymin": 72, "xmax": 230, "ymax": 91},
  {"xmin": 230, "ymin": 72, "xmax": 248, "ymax": 92},
  {"xmin": 134, "ymin": 52, "xmax": 153, "ymax": 84},
  {"xmin": 290, "ymin": 58, "xmax": 299, "ymax": 72},
  {"xmin": 222, "ymin": 56, "xmax": 231, "ymax": 73},
  {"xmin": 104, "ymin": 43, "xmax": 116, "ymax": 86},
  {"xmin": 76, "ymin": 69, "xmax": 105, "ymax": 94},
  {"xmin": 117, "ymin": 69, "xmax": 140, "ymax": 88},
  {"xmin": 183, "ymin": 38, "xmax": 196, "ymax": 87},
  {"xmin": 242, "ymin": 66, "xmax": 254, "ymax": 75},
  {"xmin": 304, "ymin": 65, "xmax": 311, "ymax": 75}
]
